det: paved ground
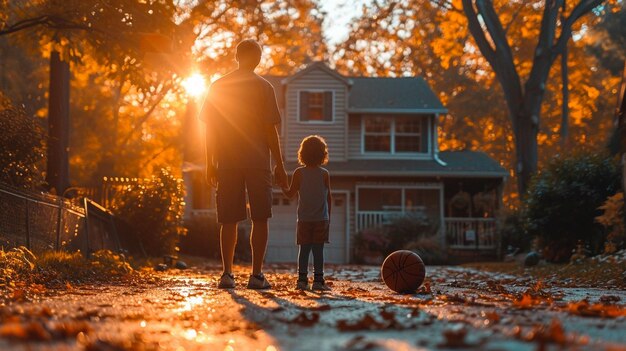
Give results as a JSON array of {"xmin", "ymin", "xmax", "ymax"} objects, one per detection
[{"xmin": 1, "ymin": 263, "xmax": 625, "ymax": 350}]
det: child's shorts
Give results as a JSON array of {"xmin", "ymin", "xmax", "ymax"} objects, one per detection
[{"xmin": 297, "ymin": 220, "xmax": 329, "ymax": 245}]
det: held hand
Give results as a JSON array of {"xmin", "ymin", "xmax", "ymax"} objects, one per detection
[
  {"xmin": 206, "ymin": 165, "xmax": 217, "ymax": 188},
  {"xmin": 273, "ymin": 164, "xmax": 288, "ymax": 188}
]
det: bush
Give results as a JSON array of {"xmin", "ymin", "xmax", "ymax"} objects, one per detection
[
  {"xmin": 595, "ymin": 192, "xmax": 625, "ymax": 253},
  {"xmin": 0, "ymin": 94, "xmax": 46, "ymax": 189},
  {"xmin": 111, "ymin": 168, "xmax": 186, "ymax": 256},
  {"xmin": 353, "ymin": 211, "xmax": 443, "ymax": 264},
  {"xmin": 499, "ymin": 209, "xmax": 531, "ymax": 253},
  {"xmin": 179, "ymin": 214, "xmax": 220, "ymax": 258},
  {"xmin": 524, "ymin": 152, "xmax": 621, "ymax": 261}
]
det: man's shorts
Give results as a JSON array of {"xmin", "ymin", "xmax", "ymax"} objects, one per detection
[
  {"xmin": 296, "ymin": 220, "xmax": 330, "ymax": 245},
  {"xmin": 216, "ymin": 168, "xmax": 272, "ymax": 223}
]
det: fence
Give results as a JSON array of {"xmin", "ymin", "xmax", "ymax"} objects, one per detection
[{"xmin": 0, "ymin": 183, "xmax": 119, "ymax": 255}]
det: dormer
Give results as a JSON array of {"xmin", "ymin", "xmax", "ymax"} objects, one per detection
[
  {"xmin": 280, "ymin": 62, "xmax": 352, "ymax": 162},
  {"xmin": 346, "ymin": 77, "xmax": 448, "ymax": 161}
]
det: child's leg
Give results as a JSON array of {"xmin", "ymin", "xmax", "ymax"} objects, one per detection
[
  {"xmin": 298, "ymin": 244, "xmax": 313, "ymax": 282},
  {"xmin": 311, "ymin": 243, "xmax": 325, "ymax": 282}
]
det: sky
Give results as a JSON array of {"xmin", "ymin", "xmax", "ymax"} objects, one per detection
[{"xmin": 318, "ymin": 0, "xmax": 374, "ymax": 46}]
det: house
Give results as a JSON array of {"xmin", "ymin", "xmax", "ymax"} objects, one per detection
[{"xmin": 183, "ymin": 62, "xmax": 507, "ymax": 264}]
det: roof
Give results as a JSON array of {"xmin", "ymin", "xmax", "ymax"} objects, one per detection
[
  {"xmin": 285, "ymin": 151, "xmax": 507, "ymax": 178},
  {"xmin": 281, "ymin": 61, "xmax": 352, "ymax": 86},
  {"xmin": 262, "ymin": 62, "xmax": 447, "ymax": 113},
  {"xmin": 348, "ymin": 77, "xmax": 447, "ymax": 114}
]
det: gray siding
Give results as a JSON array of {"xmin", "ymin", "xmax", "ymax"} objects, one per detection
[{"xmin": 283, "ymin": 68, "xmax": 348, "ymax": 162}]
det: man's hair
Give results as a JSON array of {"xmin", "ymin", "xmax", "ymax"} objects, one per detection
[
  {"xmin": 298, "ymin": 135, "xmax": 329, "ymax": 166},
  {"xmin": 235, "ymin": 39, "xmax": 262, "ymax": 68}
]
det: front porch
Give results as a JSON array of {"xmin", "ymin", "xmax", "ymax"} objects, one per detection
[
  {"xmin": 356, "ymin": 212, "xmax": 497, "ymax": 249},
  {"xmin": 355, "ymin": 178, "xmax": 501, "ymax": 255}
]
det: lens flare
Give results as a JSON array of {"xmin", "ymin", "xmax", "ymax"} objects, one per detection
[{"xmin": 182, "ymin": 73, "xmax": 207, "ymax": 97}]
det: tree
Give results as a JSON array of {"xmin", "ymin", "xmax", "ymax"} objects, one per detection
[
  {"xmin": 460, "ymin": 0, "xmax": 620, "ymax": 195},
  {"xmin": 1, "ymin": 0, "xmax": 328, "ymax": 187},
  {"xmin": 334, "ymin": 0, "xmax": 622, "ymax": 203}
]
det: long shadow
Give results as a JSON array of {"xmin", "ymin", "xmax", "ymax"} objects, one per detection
[{"xmin": 224, "ymin": 271, "xmax": 442, "ymax": 351}]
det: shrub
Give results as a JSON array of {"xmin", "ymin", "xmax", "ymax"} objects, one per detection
[
  {"xmin": 499, "ymin": 209, "xmax": 531, "ymax": 253},
  {"xmin": 353, "ymin": 211, "xmax": 443, "ymax": 264},
  {"xmin": 595, "ymin": 192, "xmax": 625, "ymax": 252},
  {"xmin": 111, "ymin": 168, "xmax": 186, "ymax": 256},
  {"xmin": 179, "ymin": 214, "xmax": 220, "ymax": 258},
  {"xmin": 384, "ymin": 211, "xmax": 438, "ymax": 252},
  {"xmin": 524, "ymin": 152, "xmax": 620, "ymax": 261},
  {"xmin": 0, "ymin": 94, "xmax": 46, "ymax": 189}
]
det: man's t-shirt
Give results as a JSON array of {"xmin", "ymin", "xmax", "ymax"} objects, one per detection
[{"xmin": 200, "ymin": 69, "xmax": 281, "ymax": 171}]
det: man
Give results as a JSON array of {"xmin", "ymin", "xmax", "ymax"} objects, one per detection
[{"xmin": 200, "ymin": 39, "xmax": 288, "ymax": 289}]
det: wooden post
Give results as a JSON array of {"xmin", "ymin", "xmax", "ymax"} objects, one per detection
[
  {"xmin": 46, "ymin": 50, "xmax": 71, "ymax": 195},
  {"xmin": 617, "ymin": 62, "xmax": 626, "ymax": 232}
]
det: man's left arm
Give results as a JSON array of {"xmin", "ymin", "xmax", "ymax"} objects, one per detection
[
  {"xmin": 264, "ymin": 84, "xmax": 287, "ymax": 187},
  {"xmin": 265, "ymin": 124, "xmax": 287, "ymax": 188}
]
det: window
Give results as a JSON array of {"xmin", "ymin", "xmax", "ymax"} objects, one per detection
[
  {"xmin": 363, "ymin": 117, "xmax": 391, "ymax": 152},
  {"xmin": 299, "ymin": 91, "xmax": 333, "ymax": 122},
  {"xmin": 358, "ymin": 188, "xmax": 402, "ymax": 211},
  {"xmin": 362, "ymin": 116, "xmax": 424, "ymax": 153},
  {"xmin": 358, "ymin": 187, "xmax": 441, "ymax": 220}
]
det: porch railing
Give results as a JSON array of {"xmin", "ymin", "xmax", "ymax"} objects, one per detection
[
  {"xmin": 445, "ymin": 217, "xmax": 497, "ymax": 249},
  {"xmin": 356, "ymin": 213, "xmax": 498, "ymax": 250},
  {"xmin": 356, "ymin": 211, "xmax": 398, "ymax": 232}
]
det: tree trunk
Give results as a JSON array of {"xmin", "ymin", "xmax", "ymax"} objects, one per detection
[
  {"xmin": 514, "ymin": 109, "xmax": 539, "ymax": 197},
  {"xmin": 46, "ymin": 50, "xmax": 70, "ymax": 195}
]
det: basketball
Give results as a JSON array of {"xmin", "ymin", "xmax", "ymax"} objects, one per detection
[{"xmin": 381, "ymin": 250, "xmax": 426, "ymax": 294}]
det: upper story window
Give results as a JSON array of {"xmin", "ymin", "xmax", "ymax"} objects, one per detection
[
  {"xmin": 299, "ymin": 91, "xmax": 333, "ymax": 122},
  {"xmin": 362, "ymin": 116, "xmax": 425, "ymax": 153}
]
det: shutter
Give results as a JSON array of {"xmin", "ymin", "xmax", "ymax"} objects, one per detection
[
  {"xmin": 300, "ymin": 91, "xmax": 309, "ymax": 121},
  {"xmin": 323, "ymin": 91, "xmax": 333, "ymax": 121},
  {"xmin": 421, "ymin": 116, "xmax": 430, "ymax": 152}
]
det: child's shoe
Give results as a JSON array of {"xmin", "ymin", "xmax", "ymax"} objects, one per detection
[
  {"xmin": 247, "ymin": 273, "xmax": 271, "ymax": 289},
  {"xmin": 311, "ymin": 281, "xmax": 331, "ymax": 291},
  {"xmin": 296, "ymin": 280, "xmax": 309, "ymax": 290}
]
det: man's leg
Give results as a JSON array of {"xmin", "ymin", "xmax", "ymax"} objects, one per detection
[
  {"xmin": 220, "ymin": 222, "xmax": 238, "ymax": 274},
  {"xmin": 250, "ymin": 219, "xmax": 268, "ymax": 275}
]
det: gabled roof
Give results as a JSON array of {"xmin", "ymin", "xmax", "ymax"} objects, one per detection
[
  {"xmin": 348, "ymin": 77, "xmax": 447, "ymax": 114},
  {"xmin": 285, "ymin": 151, "xmax": 507, "ymax": 178},
  {"xmin": 263, "ymin": 62, "xmax": 447, "ymax": 113},
  {"xmin": 281, "ymin": 61, "xmax": 353, "ymax": 86}
]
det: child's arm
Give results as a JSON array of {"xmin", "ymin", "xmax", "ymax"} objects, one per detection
[
  {"xmin": 282, "ymin": 168, "xmax": 302, "ymax": 199},
  {"xmin": 324, "ymin": 170, "xmax": 332, "ymax": 223}
]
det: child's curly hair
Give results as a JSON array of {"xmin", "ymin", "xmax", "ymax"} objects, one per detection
[{"xmin": 298, "ymin": 135, "xmax": 329, "ymax": 166}]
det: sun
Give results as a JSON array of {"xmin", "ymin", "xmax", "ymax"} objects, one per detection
[{"xmin": 182, "ymin": 73, "xmax": 207, "ymax": 97}]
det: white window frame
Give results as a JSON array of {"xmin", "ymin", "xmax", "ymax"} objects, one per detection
[
  {"xmin": 297, "ymin": 89, "xmax": 335, "ymax": 124},
  {"xmin": 360, "ymin": 115, "xmax": 428, "ymax": 155}
]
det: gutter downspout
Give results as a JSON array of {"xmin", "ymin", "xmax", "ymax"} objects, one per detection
[{"xmin": 433, "ymin": 113, "xmax": 447, "ymax": 166}]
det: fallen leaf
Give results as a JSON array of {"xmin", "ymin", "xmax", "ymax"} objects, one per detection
[{"xmin": 337, "ymin": 314, "xmax": 388, "ymax": 332}]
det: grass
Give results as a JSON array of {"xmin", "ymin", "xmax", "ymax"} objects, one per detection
[
  {"xmin": 463, "ymin": 257, "xmax": 626, "ymax": 288},
  {"xmin": 0, "ymin": 247, "xmax": 137, "ymax": 303}
]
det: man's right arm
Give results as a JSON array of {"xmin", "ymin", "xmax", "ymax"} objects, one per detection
[{"xmin": 199, "ymin": 91, "xmax": 218, "ymax": 187}]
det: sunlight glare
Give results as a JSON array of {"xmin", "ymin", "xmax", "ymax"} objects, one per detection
[{"xmin": 182, "ymin": 73, "xmax": 207, "ymax": 97}]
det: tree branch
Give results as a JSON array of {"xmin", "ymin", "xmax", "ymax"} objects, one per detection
[
  {"xmin": 552, "ymin": 0, "xmax": 604, "ymax": 56},
  {"xmin": 462, "ymin": 0, "xmax": 496, "ymax": 63},
  {"xmin": 118, "ymin": 83, "xmax": 173, "ymax": 149},
  {"xmin": 0, "ymin": 15, "xmax": 95, "ymax": 36},
  {"xmin": 503, "ymin": 2, "xmax": 526, "ymax": 34},
  {"xmin": 463, "ymin": 0, "xmax": 523, "ymax": 125}
]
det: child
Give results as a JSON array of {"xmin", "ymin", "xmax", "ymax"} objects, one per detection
[{"xmin": 282, "ymin": 135, "xmax": 332, "ymax": 291}]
